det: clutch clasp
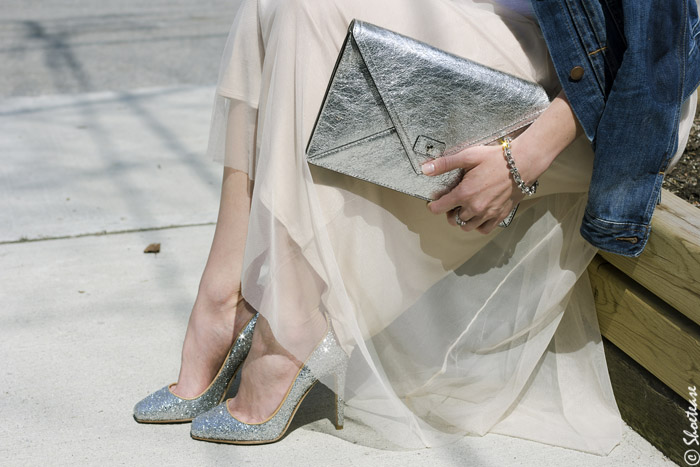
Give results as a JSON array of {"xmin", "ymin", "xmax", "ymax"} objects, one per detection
[{"xmin": 413, "ymin": 135, "xmax": 446, "ymax": 159}]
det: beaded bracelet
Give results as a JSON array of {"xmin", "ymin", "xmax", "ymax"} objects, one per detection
[{"xmin": 501, "ymin": 136, "xmax": 538, "ymax": 196}]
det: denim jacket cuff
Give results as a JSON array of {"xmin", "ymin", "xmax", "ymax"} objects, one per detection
[{"xmin": 579, "ymin": 211, "xmax": 651, "ymax": 257}]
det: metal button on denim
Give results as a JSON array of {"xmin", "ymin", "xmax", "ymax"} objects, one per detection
[{"xmin": 569, "ymin": 66, "xmax": 585, "ymax": 81}]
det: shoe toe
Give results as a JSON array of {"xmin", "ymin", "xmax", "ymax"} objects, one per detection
[
  {"xmin": 191, "ymin": 403, "xmax": 238, "ymax": 441},
  {"xmin": 133, "ymin": 385, "xmax": 180, "ymax": 422}
]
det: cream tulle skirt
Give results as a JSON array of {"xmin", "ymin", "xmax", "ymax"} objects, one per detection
[{"xmin": 202, "ymin": 0, "xmax": 692, "ymax": 455}]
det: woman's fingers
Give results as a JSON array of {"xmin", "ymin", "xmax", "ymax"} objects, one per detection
[
  {"xmin": 475, "ymin": 217, "xmax": 501, "ymax": 234},
  {"xmin": 429, "ymin": 187, "xmax": 467, "ymax": 215},
  {"xmin": 447, "ymin": 208, "xmax": 488, "ymax": 232},
  {"xmin": 447, "ymin": 209, "xmax": 476, "ymax": 229},
  {"xmin": 421, "ymin": 151, "xmax": 478, "ymax": 176},
  {"xmin": 473, "ymin": 204, "xmax": 517, "ymax": 234},
  {"xmin": 447, "ymin": 208, "xmax": 504, "ymax": 234},
  {"xmin": 429, "ymin": 174, "xmax": 488, "ymax": 215}
]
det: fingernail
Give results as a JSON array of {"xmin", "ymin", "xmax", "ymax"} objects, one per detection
[{"xmin": 422, "ymin": 162, "xmax": 435, "ymax": 175}]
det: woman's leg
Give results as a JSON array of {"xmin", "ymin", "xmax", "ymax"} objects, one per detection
[
  {"xmin": 171, "ymin": 167, "xmax": 256, "ymax": 398},
  {"xmin": 227, "ymin": 247, "xmax": 329, "ymax": 422}
]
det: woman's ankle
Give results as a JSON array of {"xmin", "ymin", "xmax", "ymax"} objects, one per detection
[
  {"xmin": 193, "ymin": 282, "xmax": 256, "ymax": 334},
  {"xmin": 249, "ymin": 316, "xmax": 303, "ymax": 366},
  {"xmin": 232, "ymin": 298, "xmax": 256, "ymax": 337},
  {"xmin": 245, "ymin": 311, "xmax": 327, "ymax": 372},
  {"xmin": 195, "ymin": 279, "xmax": 242, "ymax": 314},
  {"xmin": 172, "ymin": 288, "xmax": 254, "ymax": 398}
]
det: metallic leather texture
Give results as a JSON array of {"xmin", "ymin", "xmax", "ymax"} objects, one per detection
[
  {"xmin": 306, "ymin": 19, "xmax": 552, "ymax": 227},
  {"xmin": 190, "ymin": 325, "xmax": 349, "ymax": 444},
  {"xmin": 133, "ymin": 313, "xmax": 258, "ymax": 423}
]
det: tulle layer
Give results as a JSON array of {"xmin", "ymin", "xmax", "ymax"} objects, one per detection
[{"xmin": 203, "ymin": 0, "xmax": 635, "ymax": 454}]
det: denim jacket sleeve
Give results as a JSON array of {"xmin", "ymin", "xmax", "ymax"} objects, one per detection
[{"xmin": 531, "ymin": 0, "xmax": 700, "ymax": 257}]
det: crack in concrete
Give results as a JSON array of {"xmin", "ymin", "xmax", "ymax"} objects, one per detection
[{"xmin": 0, "ymin": 222, "xmax": 215, "ymax": 245}]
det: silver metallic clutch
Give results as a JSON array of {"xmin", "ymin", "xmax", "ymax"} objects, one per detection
[{"xmin": 306, "ymin": 19, "xmax": 551, "ymax": 227}]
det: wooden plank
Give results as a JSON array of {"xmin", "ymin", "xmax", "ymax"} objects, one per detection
[
  {"xmin": 602, "ymin": 337, "xmax": 694, "ymax": 467},
  {"xmin": 588, "ymin": 255, "xmax": 700, "ymax": 400},
  {"xmin": 600, "ymin": 189, "xmax": 700, "ymax": 327}
]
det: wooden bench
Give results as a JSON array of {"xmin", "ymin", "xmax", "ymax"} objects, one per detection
[{"xmin": 587, "ymin": 188, "xmax": 700, "ymax": 464}]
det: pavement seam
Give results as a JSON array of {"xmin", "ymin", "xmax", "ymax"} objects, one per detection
[{"xmin": 0, "ymin": 222, "xmax": 216, "ymax": 245}]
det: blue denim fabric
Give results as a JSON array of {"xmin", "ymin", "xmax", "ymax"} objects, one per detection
[{"xmin": 531, "ymin": 0, "xmax": 700, "ymax": 257}]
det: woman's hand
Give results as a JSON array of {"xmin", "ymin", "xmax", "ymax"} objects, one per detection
[
  {"xmin": 421, "ymin": 141, "xmax": 532, "ymax": 234},
  {"xmin": 422, "ymin": 90, "xmax": 583, "ymax": 234}
]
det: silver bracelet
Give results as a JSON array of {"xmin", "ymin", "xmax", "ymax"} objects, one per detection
[{"xmin": 501, "ymin": 136, "xmax": 538, "ymax": 196}]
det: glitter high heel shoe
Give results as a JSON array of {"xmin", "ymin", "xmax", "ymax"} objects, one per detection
[
  {"xmin": 133, "ymin": 313, "xmax": 258, "ymax": 423},
  {"xmin": 190, "ymin": 319, "xmax": 349, "ymax": 444}
]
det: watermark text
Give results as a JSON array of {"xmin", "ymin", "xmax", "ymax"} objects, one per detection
[{"xmin": 684, "ymin": 385, "xmax": 699, "ymax": 465}]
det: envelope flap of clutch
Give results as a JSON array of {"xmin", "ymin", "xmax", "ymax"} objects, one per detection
[{"xmin": 349, "ymin": 20, "xmax": 551, "ymax": 173}]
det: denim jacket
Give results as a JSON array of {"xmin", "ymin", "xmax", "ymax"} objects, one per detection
[{"xmin": 530, "ymin": 0, "xmax": 700, "ymax": 257}]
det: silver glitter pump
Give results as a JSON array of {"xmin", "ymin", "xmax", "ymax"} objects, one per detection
[
  {"xmin": 190, "ymin": 324, "xmax": 349, "ymax": 444},
  {"xmin": 133, "ymin": 313, "xmax": 258, "ymax": 423}
]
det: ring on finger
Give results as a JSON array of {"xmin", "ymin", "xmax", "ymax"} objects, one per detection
[{"xmin": 455, "ymin": 207, "xmax": 469, "ymax": 227}]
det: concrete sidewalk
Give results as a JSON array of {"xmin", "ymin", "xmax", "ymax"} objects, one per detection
[{"xmin": 0, "ymin": 87, "xmax": 676, "ymax": 466}]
